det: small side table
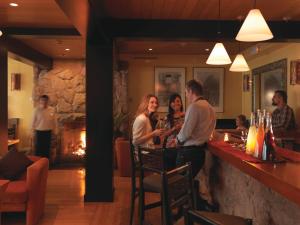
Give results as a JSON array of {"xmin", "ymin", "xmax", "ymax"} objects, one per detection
[{"xmin": 0, "ymin": 180, "xmax": 9, "ymax": 225}]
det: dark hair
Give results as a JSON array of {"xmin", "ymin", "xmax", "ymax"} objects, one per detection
[
  {"xmin": 237, "ymin": 114, "xmax": 249, "ymax": 129},
  {"xmin": 167, "ymin": 93, "xmax": 183, "ymax": 127},
  {"xmin": 275, "ymin": 90, "xmax": 287, "ymax": 103},
  {"xmin": 186, "ymin": 79, "xmax": 203, "ymax": 96},
  {"xmin": 39, "ymin": 95, "xmax": 49, "ymax": 101}
]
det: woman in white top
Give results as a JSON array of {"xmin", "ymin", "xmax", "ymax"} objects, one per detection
[{"xmin": 132, "ymin": 94, "xmax": 164, "ymax": 147}]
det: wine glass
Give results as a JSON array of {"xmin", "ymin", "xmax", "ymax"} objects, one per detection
[{"xmin": 241, "ymin": 130, "xmax": 248, "ymax": 151}]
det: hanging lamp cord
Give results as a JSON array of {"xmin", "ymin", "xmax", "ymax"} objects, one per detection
[{"xmin": 218, "ymin": 0, "xmax": 221, "ymax": 35}]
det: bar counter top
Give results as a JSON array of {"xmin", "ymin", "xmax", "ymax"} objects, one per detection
[{"xmin": 208, "ymin": 141, "xmax": 300, "ymax": 206}]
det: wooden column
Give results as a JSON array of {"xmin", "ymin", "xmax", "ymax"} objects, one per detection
[
  {"xmin": 0, "ymin": 47, "xmax": 8, "ymax": 155},
  {"xmin": 85, "ymin": 39, "xmax": 114, "ymax": 201}
]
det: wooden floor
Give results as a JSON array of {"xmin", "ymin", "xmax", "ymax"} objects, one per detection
[{"xmin": 3, "ymin": 169, "xmax": 161, "ymax": 225}]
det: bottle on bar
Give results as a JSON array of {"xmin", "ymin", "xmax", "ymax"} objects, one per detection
[
  {"xmin": 262, "ymin": 112, "xmax": 276, "ymax": 161},
  {"xmin": 256, "ymin": 109, "xmax": 261, "ymax": 127},
  {"xmin": 246, "ymin": 112, "xmax": 257, "ymax": 155},
  {"xmin": 254, "ymin": 111, "xmax": 264, "ymax": 158}
]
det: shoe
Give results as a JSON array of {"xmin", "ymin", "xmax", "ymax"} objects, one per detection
[{"xmin": 196, "ymin": 198, "xmax": 219, "ymax": 212}]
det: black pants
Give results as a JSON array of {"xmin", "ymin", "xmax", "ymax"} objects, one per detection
[
  {"xmin": 35, "ymin": 130, "xmax": 52, "ymax": 158},
  {"xmin": 176, "ymin": 145, "xmax": 206, "ymax": 177}
]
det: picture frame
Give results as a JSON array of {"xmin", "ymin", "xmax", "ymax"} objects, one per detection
[
  {"xmin": 154, "ymin": 67, "xmax": 186, "ymax": 112},
  {"xmin": 193, "ymin": 67, "xmax": 224, "ymax": 112},
  {"xmin": 290, "ymin": 60, "xmax": 300, "ymax": 85},
  {"xmin": 252, "ymin": 58, "xmax": 287, "ymax": 112}
]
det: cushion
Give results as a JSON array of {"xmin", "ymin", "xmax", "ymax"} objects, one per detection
[
  {"xmin": 143, "ymin": 174, "xmax": 162, "ymax": 193},
  {"xmin": 2, "ymin": 181, "xmax": 28, "ymax": 203},
  {"xmin": 0, "ymin": 150, "xmax": 33, "ymax": 180}
]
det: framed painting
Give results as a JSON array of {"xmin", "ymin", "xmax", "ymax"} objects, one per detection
[
  {"xmin": 290, "ymin": 60, "xmax": 300, "ymax": 85},
  {"xmin": 252, "ymin": 58, "xmax": 287, "ymax": 112},
  {"xmin": 154, "ymin": 67, "xmax": 186, "ymax": 112},
  {"xmin": 193, "ymin": 67, "xmax": 224, "ymax": 112}
]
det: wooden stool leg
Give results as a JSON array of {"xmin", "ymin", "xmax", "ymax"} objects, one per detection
[{"xmin": 130, "ymin": 186, "xmax": 136, "ymax": 225}]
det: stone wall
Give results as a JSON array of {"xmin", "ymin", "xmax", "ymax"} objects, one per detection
[
  {"xmin": 202, "ymin": 152, "xmax": 300, "ymax": 225},
  {"xmin": 33, "ymin": 60, "xmax": 85, "ymax": 161},
  {"xmin": 34, "ymin": 60, "xmax": 85, "ymax": 123}
]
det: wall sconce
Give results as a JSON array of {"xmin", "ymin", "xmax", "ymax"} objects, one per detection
[{"xmin": 11, "ymin": 73, "xmax": 21, "ymax": 91}]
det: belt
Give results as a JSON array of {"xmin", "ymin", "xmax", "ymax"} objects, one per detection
[{"xmin": 182, "ymin": 143, "xmax": 207, "ymax": 150}]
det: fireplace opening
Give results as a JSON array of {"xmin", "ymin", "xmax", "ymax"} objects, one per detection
[{"xmin": 58, "ymin": 118, "xmax": 86, "ymax": 166}]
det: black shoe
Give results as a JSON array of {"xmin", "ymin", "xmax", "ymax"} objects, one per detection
[{"xmin": 196, "ymin": 198, "xmax": 219, "ymax": 212}]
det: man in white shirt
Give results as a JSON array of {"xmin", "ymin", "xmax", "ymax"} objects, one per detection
[
  {"xmin": 176, "ymin": 80, "xmax": 216, "ymax": 177},
  {"xmin": 32, "ymin": 95, "xmax": 57, "ymax": 158}
]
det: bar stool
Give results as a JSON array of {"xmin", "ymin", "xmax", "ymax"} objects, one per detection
[
  {"xmin": 0, "ymin": 180, "xmax": 9, "ymax": 225},
  {"xmin": 129, "ymin": 143, "xmax": 164, "ymax": 225},
  {"xmin": 161, "ymin": 163, "xmax": 252, "ymax": 225}
]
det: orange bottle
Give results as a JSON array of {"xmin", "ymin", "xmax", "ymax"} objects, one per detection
[{"xmin": 246, "ymin": 112, "xmax": 257, "ymax": 155}]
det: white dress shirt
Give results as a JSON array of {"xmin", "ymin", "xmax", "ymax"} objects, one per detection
[
  {"xmin": 32, "ymin": 107, "xmax": 57, "ymax": 132},
  {"xmin": 132, "ymin": 113, "xmax": 153, "ymax": 147},
  {"xmin": 177, "ymin": 99, "xmax": 216, "ymax": 146}
]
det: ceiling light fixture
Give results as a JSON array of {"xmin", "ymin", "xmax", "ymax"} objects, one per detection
[
  {"xmin": 148, "ymin": 48, "xmax": 153, "ymax": 51},
  {"xmin": 0, "ymin": 30, "xmax": 2, "ymax": 37},
  {"xmin": 65, "ymin": 48, "xmax": 70, "ymax": 51},
  {"xmin": 229, "ymin": 54, "xmax": 250, "ymax": 72},
  {"xmin": 235, "ymin": 0, "xmax": 273, "ymax": 42},
  {"xmin": 9, "ymin": 3, "xmax": 18, "ymax": 7},
  {"xmin": 206, "ymin": 0, "xmax": 231, "ymax": 65},
  {"xmin": 206, "ymin": 43, "xmax": 231, "ymax": 65},
  {"xmin": 205, "ymin": 48, "xmax": 210, "ymax": 52}
]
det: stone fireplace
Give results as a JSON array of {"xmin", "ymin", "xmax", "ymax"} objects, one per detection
[{"xmin": 33, "ymin": 60, "xmax": 86, "ymax": 165}]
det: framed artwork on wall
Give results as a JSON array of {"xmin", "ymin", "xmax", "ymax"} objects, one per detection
[
  {"xmin": 193, "ymin": 67, "xmax": 224, "ymax": 112},
  {"xmin": 290, "ymin": 60, "xmax": 300, "ymax": 85},
  {"xmin": 154, "ymin": 67, "xmax": 186, "ymax": 112},
  {"xmin": 252, "ymin": 58, "xmax": 287, "ymax": 112}
]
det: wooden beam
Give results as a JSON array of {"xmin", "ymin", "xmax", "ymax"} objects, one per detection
[
  {"xmin": 55, "ymin": 0, "xmax": 89, "ymax": 38},
  {"xmin": 2, "ymin": 28, "xmax": 80, "ymax": 36},
  {"xmin": 85, "ymin": 11, "xmax": 114, "ymax": 201},
  {"xmin": 0, "ymin": 36, "xmax": 52, "ymax": 70},
  {"xmin": 0, "ymin": 47, "xmax": 8, "ymax": 156},
  {"xmin": 100, "ymin": 19, "xmax": 300, "ymax": 41}
]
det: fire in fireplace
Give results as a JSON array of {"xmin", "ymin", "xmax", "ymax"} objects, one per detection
[
  {"xmin": 59, "ymin": 118, "xmax": 86, "ymax": 165},
  {"xmin": 72, "ymin": 129, "xmax": 86, "ymax": 156}
]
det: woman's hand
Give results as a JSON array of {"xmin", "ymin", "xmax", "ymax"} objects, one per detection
[
  {"xmin": 174, "ymin": 123, "xmax": 182, "ymax": 131},
  {"xmin": 152, "ymin": 129, "xmax": 165, "ymax": 137}
]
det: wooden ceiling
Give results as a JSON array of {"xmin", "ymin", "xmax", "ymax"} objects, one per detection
[
  {"xmin": 0, "ymin": 0, "xmax": 73, "ymax": 28},
  {"xmin": 13, "ymin": 36, "xmax": 85, "ymax": 59},
  {"xmin": 117, "ymin": 39, "xmax": 253, "ymax": 55},
  {"xmin": 103, "ymin": 0, "xmax": 300, "ymax": 21},
  {"xmin": 0, "ymin": 0, "xmax": 85, "ymax": 59}
]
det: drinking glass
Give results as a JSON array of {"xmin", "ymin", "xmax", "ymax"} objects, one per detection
[{"xmin": 241, "ymin": 130, "xmax": 248, "ymax": 151}]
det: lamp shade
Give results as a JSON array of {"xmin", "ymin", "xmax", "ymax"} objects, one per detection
[
  {"xmin": 236, "ymin": 9, "xmax": 273, "ymax": 42},
  {"xmin": 206, "ymin": 43, "xmax": 232, "ymax": 65},
  {"xmin": 229, "ymin": 54, "xmax": 250, "ymax": 72},
  {"xmin": 0, "ymin": 30, "xmax": 2, "ymax": 36}
]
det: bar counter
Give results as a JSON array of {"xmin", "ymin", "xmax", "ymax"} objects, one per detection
[{"xmin": 205, "ymin": 140, "xmax": 300, "ymax": 225}]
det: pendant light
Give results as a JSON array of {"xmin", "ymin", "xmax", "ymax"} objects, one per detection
[
  {"xmin": 236, "ymin": 0, "xmax": 273, "ymax": 42},
  {"xmin": 0, "ymin": 30, "xmax": 2, "ymax": 36},
  {"xmin": 206, "ymin": 0, "xmax": 231, "ymax": 65},
  {"xmin": 230, "ymin": 37, "xmax": 250, "ymax": 72},
  {"xmin": 229, "ymin": 54, "xmax": 250, "ymax": 72}
]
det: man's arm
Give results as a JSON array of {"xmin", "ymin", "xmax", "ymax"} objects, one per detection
[{"xmin": 177, "ymin": 104, "xmax": 198, "ymax": 144}]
